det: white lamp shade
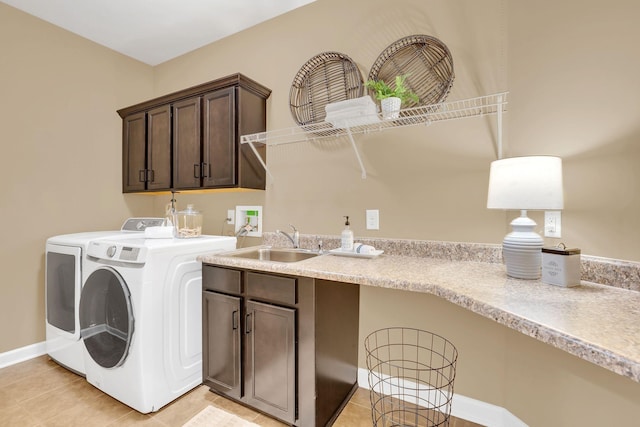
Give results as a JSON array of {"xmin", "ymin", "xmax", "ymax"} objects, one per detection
[{"xmin": 487, "ymin": 156, "xmax": 564, "ymax": 210}]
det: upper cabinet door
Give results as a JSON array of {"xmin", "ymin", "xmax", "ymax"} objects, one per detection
[
  {"xmin": 172, "ymin": 96, "xmax": 202, "ymax": 190},
  {"xmin": 202, "ymin": 88, "xmax": 236, "ymax": 188},
  {"xmin": 146, "ymin": 105, "xmax": 172, "ymax": 191},
  {"xmin": 122, "ymin": 112, "xmax": 146, "ymax": 193}
]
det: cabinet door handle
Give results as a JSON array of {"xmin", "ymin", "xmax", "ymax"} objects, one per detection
[
  {"xmin": 148, "ymin": 169, "xmax": 155, "ymax": 183},
  {"xmin": 193, "ymin": 164, "xmax": 200, "ymax": 178},
  {"xmin": 245, "ymin": 312, "xmax": 252, "ymax": 334},
  {"xmin": 232, "ymin": 310, "xmax": 238, "ymax": 330},
  {"xmin": 138, "ymin": 170, "xmax": 146, "ymax": 182},
  {"xmin": 201, "ymin": 163, "xmax": 208, "ymax": 178}
]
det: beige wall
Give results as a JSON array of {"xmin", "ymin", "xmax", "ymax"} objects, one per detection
[
  {"xmin": 3, "ymin": 0, "xmax": 640, "ymax": 425},
  {"xmin": 508, "ymin": 0, "xmax": 640, "ymax": 261},
  {"xmin": 0, "ymin": 3, "xmax": 156, "ymax": 352},
  {"xmin": 154, "ymin": 0, "xmax": 509, "ymax": 245}
]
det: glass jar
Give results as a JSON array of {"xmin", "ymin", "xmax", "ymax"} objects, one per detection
[{"xmin": 175, "ymin": 204, "xmax": 202, "ymax": 238}]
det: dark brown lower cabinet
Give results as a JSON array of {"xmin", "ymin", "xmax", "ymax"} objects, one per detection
[
  {"xmin": 202, "ymin": 265, "xmax": 359, "ymax": 426},
  {"xmin": 203, "ymin": 291, "xmax": 241, "ymax": 399},
  {"xmin": 245, "ymin": 300, "xmax": 296, "ymax": 423}
]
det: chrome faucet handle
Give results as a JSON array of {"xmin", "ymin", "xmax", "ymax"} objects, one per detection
[
  {"xmin": 289, "ymin": 224, "xmax": 300, "ymax": 248},
  {"xmin": 318, "ymin": 240, "xmax": 324, "ymax": 254},
  {"xmin": 277, "ymin": 226, "xmax": 299, "ymax": 248}
]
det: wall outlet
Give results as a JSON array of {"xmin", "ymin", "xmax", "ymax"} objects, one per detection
[
  {"xmin": 227, "ymin": 209, "xmax": 235, "ymax": 225},
  {"xmin": 544, "ymin": 210, "xmax": 562, "ymax": 238},
  {"xmin": 366, "ymin": 209, "xmax": 379, "ymax": 230}
]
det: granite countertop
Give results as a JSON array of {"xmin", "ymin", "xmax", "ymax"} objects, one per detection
[{"xmin": 199, "ymin": 234, "xmax": 640, "ymax": 383}]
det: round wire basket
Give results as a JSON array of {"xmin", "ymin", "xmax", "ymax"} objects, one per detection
[
  {"xmin": 368, "ymin": 35, "xmax": 455, "ymax": 110},
  {"xmin": 289, "ymin": 51, "xmax": 364, "ymax": 126},
  {"xmin": 365, "ymin": 328, "xmax": 458, "ymax": 427}
]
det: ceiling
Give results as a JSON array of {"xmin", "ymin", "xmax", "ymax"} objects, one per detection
[{"xmin": 1, "ymin": 0, "xmax": 316, "ymax": 65}]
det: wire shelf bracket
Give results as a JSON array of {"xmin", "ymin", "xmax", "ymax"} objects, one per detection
[{"xmin": 242, "ymin": 92, "xmax": 508, "ymax": 180}]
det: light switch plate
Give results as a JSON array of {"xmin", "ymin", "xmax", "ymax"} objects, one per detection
[
  {"xmin": 366, "ymin": 209, "xmax": 379, "ymax": 230},
  {"xmin": 544, "ymin": 210, "xmax": 562, "ymax": 238}
]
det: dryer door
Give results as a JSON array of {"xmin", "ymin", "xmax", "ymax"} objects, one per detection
[{"xmin": 80, "ymin": 267, "xmax": 134, "ymax": 369}]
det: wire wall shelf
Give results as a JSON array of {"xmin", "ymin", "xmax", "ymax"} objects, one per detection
[{"xmin": 242, "ymin": 92, "xmax": 508, "ymax": 180}]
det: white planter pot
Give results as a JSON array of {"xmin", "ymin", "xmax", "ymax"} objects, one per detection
[{"xmin": 380, "ymin": 97, "xmax": 401, "ymax": 119}]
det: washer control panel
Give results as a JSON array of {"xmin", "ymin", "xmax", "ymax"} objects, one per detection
[
  {"xmin": 87, "ymin": 240, "xmax": 146, "ymax": 264},
  {"xmin": 118, "ymin": 246, "xmax": 141, "ymax": 261}
]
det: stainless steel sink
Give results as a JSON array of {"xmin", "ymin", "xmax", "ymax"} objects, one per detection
[{"xmin": 228, "ymin": 247, "xmax": 319, "ymax": 263}]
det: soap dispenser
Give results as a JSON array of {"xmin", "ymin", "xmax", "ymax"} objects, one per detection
[{"xmin": 341, "ymin": 216, "xmax": 354, "ymax": 251}]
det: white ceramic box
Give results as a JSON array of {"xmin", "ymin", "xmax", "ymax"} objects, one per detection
[{"xmin": 542, "ymin": 246, "xmax": 581, "ymax": 287}]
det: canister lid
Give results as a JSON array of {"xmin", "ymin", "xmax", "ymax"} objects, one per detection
[{"xmin": 542, "ymin": 243, "xmax": 581, "ymax": 255}]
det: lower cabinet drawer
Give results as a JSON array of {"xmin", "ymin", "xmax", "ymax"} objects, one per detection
[
  {"xmin": 203, "ymin": 265, "xmax": 241, "ymax": 294},
  {"xmin": 246, "ymin": 272, "xmax": 296, "ymax": 305}
]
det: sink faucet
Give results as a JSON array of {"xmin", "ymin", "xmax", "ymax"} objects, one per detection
[{"xmin": 277, "ymin": 224, "xmax": 299, "ymax": 248}]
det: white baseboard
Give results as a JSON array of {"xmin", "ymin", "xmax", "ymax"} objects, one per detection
[
  {"xmin": 0, "ymin": 341, "xmax": 47, "ymax": 369},
  {"xmin": 357, "ymin": 368, "xmax": 527, "ymax": 427}
]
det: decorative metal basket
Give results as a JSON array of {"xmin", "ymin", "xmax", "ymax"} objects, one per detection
[
  {"xmin": 289, "ymin": 51, "xmax": 364, "ymax": 126},
  {"xmin": 365, "ymin": 328, "xmax": 458, "ymax": 427}
]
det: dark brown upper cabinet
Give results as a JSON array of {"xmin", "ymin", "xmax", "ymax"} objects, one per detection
[{"xmin": 117, "ymin": 73, "xmax": 271, "ymax": 193}]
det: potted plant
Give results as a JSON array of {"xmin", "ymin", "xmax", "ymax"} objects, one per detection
[{"xmin": 365, "ymin": 75, "xmax": 419, "ymax": 119}]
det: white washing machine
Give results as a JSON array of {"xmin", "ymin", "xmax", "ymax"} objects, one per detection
[
  {"xmin": 45, "ymin": 218, "xmax": 165, "ymax": 375},
  {"xmin": 79, "ymin": 234, "xmax": 236, "ymax": 413}
]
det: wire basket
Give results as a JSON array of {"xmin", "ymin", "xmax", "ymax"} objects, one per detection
[
  {"xmin": 289, "ymin": 51, "xmax": 364, "ymax": 126},
  {"xmin": 368, "ymin": 35, "xmax": 455, "ymax": 110},
  {"xmin": 365, "ymin": 328, "xmax": 458, "ymax": 427}
]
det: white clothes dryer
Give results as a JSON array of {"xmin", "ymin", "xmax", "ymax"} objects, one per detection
[
  {"xmin": 45, "ymin": 218, "xmax": 164, "ymax": 375},
  {"xmin": 79, "ymin": 235, "xmax": 236, "ymax": 413}
]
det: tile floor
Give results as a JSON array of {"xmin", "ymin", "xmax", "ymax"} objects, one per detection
[{"xmin": 0, "ymin": 356, "xmax": 481, "ymax": 426}]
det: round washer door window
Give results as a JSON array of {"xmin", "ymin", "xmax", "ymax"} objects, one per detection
[{"xmin": 80, "ymin": 267, "xmax": 134, "ymax": 368}]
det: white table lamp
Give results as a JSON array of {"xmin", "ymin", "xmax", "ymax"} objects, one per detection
[{"xmin": 487, "ymin": 156, "xmax": 564, "ymax": 279}]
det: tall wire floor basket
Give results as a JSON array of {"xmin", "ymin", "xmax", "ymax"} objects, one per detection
[{"xmin": 365, "ymin": 328, "xmax": 458, "ymax": 427}]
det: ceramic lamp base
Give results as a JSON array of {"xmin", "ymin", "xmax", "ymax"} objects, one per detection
[{"xmin": 502, "ymin": 211, "xmax": 543, "ymax": 279}]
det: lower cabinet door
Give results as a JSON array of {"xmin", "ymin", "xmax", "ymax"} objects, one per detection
[
  {"xmin": 245, "ymin": 300, "xmax": 296, "ymax": 424},
  {"xmin": 203, "ymin": 291, "xmax": 241, "ymax": 399}
]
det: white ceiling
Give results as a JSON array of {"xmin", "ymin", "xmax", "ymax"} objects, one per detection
[{"xmin": 1, "ymin": 0, "xmax": 316, "ymax": 65}]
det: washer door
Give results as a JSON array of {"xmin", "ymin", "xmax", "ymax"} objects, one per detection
[{"xmin": 80, "ymin": 267, "xmax": 134, "ymax": 368}]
